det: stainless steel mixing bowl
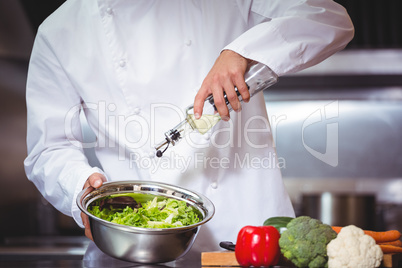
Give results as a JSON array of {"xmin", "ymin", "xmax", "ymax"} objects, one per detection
[{"xmin": 77, "ymin": 180, "xmax": 215, "ymax": 264}]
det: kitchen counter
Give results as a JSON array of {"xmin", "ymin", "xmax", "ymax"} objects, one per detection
[
  {"xmin": 0, "ymin": 236, "xmax": 197, "ymax": 268},
  {"xmin": 1, "ymin": 255, "xmax": 399, "ymax": 267},
  {"xmin": 0, "ymin": 255, "xmax": 199, "ymax": 268},
  {"xmin": 0, "ymin": 246, "xmax": 289, "ymax": 268},
  {"xmin": 0, "ymin": 236, "xmax": 86, "ymax": 267},
  {"xmin": 0, "ymin": 260, "xmax": 291, "ymax": 268},
  {"xmin": 0, "ymin": 236, "xmax": 207, "ymax": 267},
  {"xmin": 1, "ymin": 236, "xmax": 400, "ymax": 267}
]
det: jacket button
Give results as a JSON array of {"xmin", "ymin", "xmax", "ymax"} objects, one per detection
[
  {"xmin": 106, "ymin": 7, "xmax": 113, "ymax": 15},
  {"xmin": 203, "ymin": 132, "xmax": 211, "ymax": 140},
  {"xmin": 119, "ymin": 60, "xmax": 126, "ymax": 67},
  {"xmin": 185, "ymin": 39, "xmax": 192, "ymax": 46},
  {"xmin": 210, "ymin": 182, "xmax": 218, "ymax": 189},
  {"xmin": 133, "ymin": 107, "xmax": 141, "ymax": 115}
]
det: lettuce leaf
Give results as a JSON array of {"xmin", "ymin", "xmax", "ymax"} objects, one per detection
[{"xmin": 88, "ymin": 196, "xmax": 201, "ymax": 228}]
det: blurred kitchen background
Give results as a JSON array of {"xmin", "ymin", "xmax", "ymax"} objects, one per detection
[{"xmin": 0, "ymin": 0, "xmax": 401, "ymax": 261}]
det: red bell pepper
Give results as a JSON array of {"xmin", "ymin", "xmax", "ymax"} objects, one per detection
[{"xmin": 235, "ymin": 225, "xmax": 280, "ymax": 267}]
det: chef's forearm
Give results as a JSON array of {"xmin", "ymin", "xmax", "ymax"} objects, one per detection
[{"xmin": 224, "ymin": 0, "xmax": 354, "ymax": 76}]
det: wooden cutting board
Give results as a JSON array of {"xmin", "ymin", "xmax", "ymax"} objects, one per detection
[
  {"xmin": 201, "ymin": 251, "xmax": 293, "ymax": 267},
  {"xmin": 201, "ymin": 251, "xmax": 401, "ymax": 267},
  {"xmin": 383, "ymin": 254, "xmax": 402, "ymax": 268},
  {"xmin": 201, "ymin": 251, "xmax": 239, "ymax": 267}
]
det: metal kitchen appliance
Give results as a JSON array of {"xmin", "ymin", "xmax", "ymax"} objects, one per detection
[{"xmin": 302, "ymin": 192, "xmax": 377, "ymax": 230}]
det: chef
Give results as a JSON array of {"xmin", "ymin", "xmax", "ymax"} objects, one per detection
[{"xmin": 24, "ymin": 0, "xmax": 354, "ymax": 263}]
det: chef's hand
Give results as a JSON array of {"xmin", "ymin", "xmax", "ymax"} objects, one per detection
[
  {"xmin": 194, "ymin": 50, "xmax": 251, "ymax": 121},
  {"xmin": 81, "ymin": 172, "xmax": 106, "ymax": 241}
]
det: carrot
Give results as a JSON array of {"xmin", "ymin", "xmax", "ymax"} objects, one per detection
[
  {"xmin": 332, "ymin": 226, "xmax": 343, "ymax": 234},
  {"xmin": 331, "ymin": 226, "xmax": 401, "ymax": 243},
  {"xmin": 379, "ymin": 244, "xmax": 402, "ymax": 254},
  {"xmin": 363, "ymin": 230, "xmax": 401, "ymax": 243},
  {"xmin": 378, "ymin": 240, "xmax": 402, "ymax": 247}
]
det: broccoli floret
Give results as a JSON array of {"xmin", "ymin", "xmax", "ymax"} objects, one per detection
[{"xmin": 279, "ymin": 216, "xmax": 337, "ymax": 268}]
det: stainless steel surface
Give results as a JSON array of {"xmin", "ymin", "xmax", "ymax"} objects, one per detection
[
  {"xmin": 302, "ymin": 192, "xmax": 376, "ymax": 230},
  {"xmin": 295, "ymin": 49, "xmax": 402, "ymax": 75},
  {"xmin": 0, "ymin": 236, "xmax": 89, "ymax": 262},
  {"xmin": 265, "ymin": 99, "xmax": 402, "ymax": 179},
  {"xmin": 0, "ymin": 244, "xmax": 87, "ymax": 260},
  {"xmin": 77, "ymin": 181, "xmax": 215, "ymax": 264}
]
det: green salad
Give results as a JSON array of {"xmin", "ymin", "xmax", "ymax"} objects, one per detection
[{"xmin": 88, "ymin": 194, "xmax": 201, "ymax": 228}]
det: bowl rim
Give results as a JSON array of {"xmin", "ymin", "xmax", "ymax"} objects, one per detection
[{"xmin": 77, "ymin": 180, "xmax": 215, "ymax": 233}]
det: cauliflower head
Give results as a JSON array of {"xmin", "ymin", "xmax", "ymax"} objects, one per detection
[
  {"xmin": 279, "ymin": 216, "xmax": 337, "ymax": 268},
  {"xmin": 327, "ymin": 225, "xmax": 383, "ymax": 268}
]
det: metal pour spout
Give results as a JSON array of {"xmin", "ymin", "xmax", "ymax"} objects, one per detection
[{"xmin": 154, "ymin": 119, "xmax": 190, "ymax": 157}]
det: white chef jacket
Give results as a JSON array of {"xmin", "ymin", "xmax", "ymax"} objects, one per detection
[{"xmin": 24, "ymin": 0, "xmax": 354, "ymax": 262}]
